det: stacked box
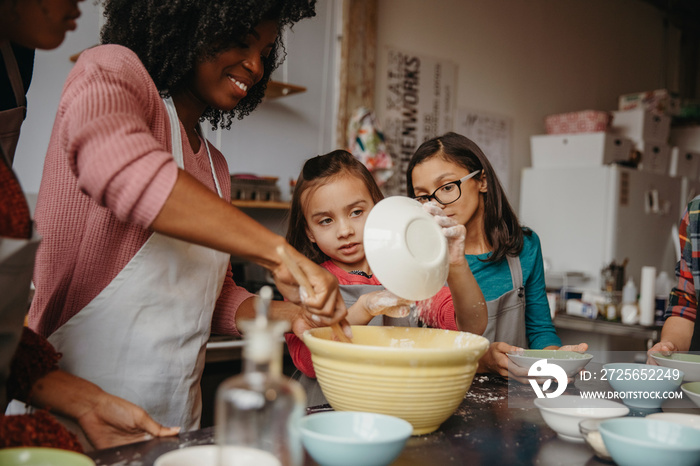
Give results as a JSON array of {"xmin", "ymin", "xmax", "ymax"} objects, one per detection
[
  {"xmin": 670, "ymin": 147, "xmax": 700, "ymax": 179},
  {"xmin": 544, "ymin": 110, "xmax": 612, "ymax": 135},
  {"xmin": 618, "ymin": 89, "xmax": 681, "ymax": 116},
  {"xmin": 637, "ymin": 142, "xmax": 671, "ymax": 175},
  {"xmin": 530, "ymin": 133, "xmax": 633, "ymax": 168},
  {"xmin": 611, "ymin": 109, "xmax": 671, "ymax": 144},
  {"xmin": 611, "ymin": 108, "xmax": 672, "ymax": 174}
]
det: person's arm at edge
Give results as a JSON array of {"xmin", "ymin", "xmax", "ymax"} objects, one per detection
[
  {"xmin": 448, "ymin": 260, "xmax": 487, "ymax": 335},
  {"xmin": 28, "ymin": 370, "xmax": 179, "ymax": 450}
]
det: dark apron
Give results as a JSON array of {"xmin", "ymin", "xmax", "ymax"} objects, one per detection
[
  {"xmin": 298, "ymin": 283, "xmax": 415, "ymax": 406},
  {"xmin": 0, "ymin": 42, "xmax": 40, "ymax": 411},
  {"xmin": 482, "ymin": 255, "xmax": 529, "ymax": 349},
  {"xmin": 0, "ymin": 43, "xmax": 27, "ymax": 166}
]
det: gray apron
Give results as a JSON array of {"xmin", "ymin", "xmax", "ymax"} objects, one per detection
[
  {"xmin": 0, "ymin": 42, "xmax": 40, "ymax": 411},
  {"xmin": 482, "ymin": 255, "xmax": 528, "ymax": 349},
  {"xmin": 0, "ymin": 43, "xmax": 26, "ymax": 165},
  {"xmin": 298, "ymin": 283, "xmax": 417, "ymax": 407}
]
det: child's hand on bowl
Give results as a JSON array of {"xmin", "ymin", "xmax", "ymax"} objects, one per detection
[
  {"xmin": 422, "ymin": 201, "xmax": 467, "ymax": 266},
  {"xmin": 361, "ymin": 290, "xmax": 413, "ymax": 318}
]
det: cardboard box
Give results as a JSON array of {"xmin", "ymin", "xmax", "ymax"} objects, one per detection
[
  {"xmin": 618, "ymin": 89, "xmax": 681, "ymax": 116},
  {"xmin": 638, "ymin": 141, "xmax": 671, "ymax": 175},
  {"xmin": 611, "ymin": 109, "xmax": 671, "ymax": 144},
  {"xmin": 544, "ymin": 110, "xmax": 612, "ymax": 135},
  {"xmin": 530, "ymin": 133, "xmax": 633, "ymax": 168},
  {"xmin": 670, "ymin": 147, "xmax": 700, "ymax": 179}
]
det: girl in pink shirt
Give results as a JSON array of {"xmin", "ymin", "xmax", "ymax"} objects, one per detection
[{"xmin": 284, "ymin": 150, "xmax": 487, "ymax": 405}]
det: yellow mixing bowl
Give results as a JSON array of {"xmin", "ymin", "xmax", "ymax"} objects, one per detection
[{"xmin": 303, "ymin": 326, "xmax": 489, "ymax": 435}]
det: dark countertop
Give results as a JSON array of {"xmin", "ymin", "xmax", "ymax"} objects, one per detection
[{"xmin": 88, "ymin": 371, "xmax": 631, "ymax": 466}]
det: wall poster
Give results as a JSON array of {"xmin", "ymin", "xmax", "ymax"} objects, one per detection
[
  {"xmin": 454, "ymin": 108, "xmax": 513, "ymax": 195},
  {"xmin": 380, "ymin": 47, "xmax": 457, "ymax": 195}
]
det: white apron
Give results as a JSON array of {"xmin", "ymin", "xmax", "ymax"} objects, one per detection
[{"xmin": 47, "ymin": 97, "xmax": 230, "ymax": 430}]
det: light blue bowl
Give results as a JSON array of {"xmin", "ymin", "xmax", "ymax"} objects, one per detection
[
  {"xmin": 603, "ymin": 363, "xmax": 684, "ymax": 409},
  {"xmin": 298, "ymin": 411, "xmax": 412, "ymax": 466},
  {"xmin": 599, "ymin": 418, "xmax": 700, "ymax": 466}
]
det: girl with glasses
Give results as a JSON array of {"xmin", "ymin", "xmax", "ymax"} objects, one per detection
[
  {"xmin": 285, "ymin": 150, "xmax": 487, "ymax": 405},
  {"xmin": 407, "ymin": 132, "xmax": 587, "ymax": 382}
]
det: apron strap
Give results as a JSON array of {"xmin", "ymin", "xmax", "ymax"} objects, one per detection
[
  {"xmin": 0, "ymin": 43, "xmax": 26, "ymax": 109},
  {"xmin": 162, "ymin": 97, "xmax": 223, "ymax": 198},
  {"xmin": 506, "ymin": 254, "xmax": 524, "ymax": 296}
]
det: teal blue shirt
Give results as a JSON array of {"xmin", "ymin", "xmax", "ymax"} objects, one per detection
[{"xmin": 466, "ymin": 230, "xmax": 562, "ymax": 349}]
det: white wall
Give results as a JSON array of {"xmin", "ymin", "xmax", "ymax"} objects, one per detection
[
  {"xmin": 14, "ymin": 0, "xmax": 341, "ymax": 202},
  {"xmin": 375, "ymin": 0, "xmax": 671, "ymax": 211}
]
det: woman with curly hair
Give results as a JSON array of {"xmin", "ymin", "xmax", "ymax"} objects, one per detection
[{"xmin": 28, "ymin": 0, "xmax": 347, "ymax": 431}]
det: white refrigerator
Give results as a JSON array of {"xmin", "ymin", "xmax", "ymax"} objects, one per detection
[{"xmin": 520, "ymin": 165, "xmax": 680, "ymax": 292}]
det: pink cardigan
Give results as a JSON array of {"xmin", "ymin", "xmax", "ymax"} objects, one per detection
[{"xmin": 29, "ymin": 44, "xmax": 252, "ymax": 338}]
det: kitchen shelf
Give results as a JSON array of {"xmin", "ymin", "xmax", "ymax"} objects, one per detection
[
  {"xmin": 231, "ymin": 200, "xmax": 290, "ymax": 210},
  {"xmin": 553, "ymin": 313, "xmax": 660, "ymax": 341},
  {"xmin": 265, "ymin": 80, "xmax": 306, "ymax": 99}
]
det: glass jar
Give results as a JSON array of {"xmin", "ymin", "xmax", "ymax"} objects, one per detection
[{"xmin": 215, "ymin": 287, "xmax": 306, "ymax": 466}]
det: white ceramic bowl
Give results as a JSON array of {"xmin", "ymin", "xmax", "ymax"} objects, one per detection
[
  {"xmin": 154, "ymin": 445, "xmax": 281, "ymax": 466},
  {"xmin": 534, "ymin": 395, "xmax": 629, "ymax": 442},
  {"xmin": 646, "ymin": 412, "xmax": 700, "ymax": 430},
  {"xmin": 298, "ymin": 411, "xmax": 412, "ymax": 466},
  {"xmin": 650, "ymin": 352, "xmax": 700, "ymax": 382},
  {"xmin": 363, "ymin": 196, "xmax": 448, "ymax": 301},
  {"xmin": 506, "ymin": 349, "xmax": 594, "ymax": 378}
]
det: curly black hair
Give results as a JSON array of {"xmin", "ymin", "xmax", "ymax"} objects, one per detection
[{"xmin": 100, "ymin": 0, "xmax": 316, "ymax": 129}]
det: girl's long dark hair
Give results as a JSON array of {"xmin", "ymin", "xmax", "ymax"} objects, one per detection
[
  {"xmin": 406, "ymin": 132, "xmax": 529, "ymax": 263},
  {"xmin": 100, "ymin": 0, "xmax": 316, "ymax": 129},
  {"xmin": 287, "ymin": 150, "xmax": 384, "ymax": 264}
]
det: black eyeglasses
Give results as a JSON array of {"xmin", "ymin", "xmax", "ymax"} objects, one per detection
[{"xmin": 413, "ymin": 170, "xmax": 481, "ymax": 205}]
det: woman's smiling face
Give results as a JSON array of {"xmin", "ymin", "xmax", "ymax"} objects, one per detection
[{"xmin": 189, "ymin": 19, "xmax": 278, "ymax": 112}]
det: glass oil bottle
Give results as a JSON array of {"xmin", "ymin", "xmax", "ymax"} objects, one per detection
[{"xmin": 215, "ymin": 286, "xmax": 306, "ymax": 466}]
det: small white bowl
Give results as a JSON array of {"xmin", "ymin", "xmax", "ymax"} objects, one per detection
[
  {"xmin": 650, "ymin": 352, "xmax": 700, "ymax": 382},
  {"xmin": 534, "ymin": 395, "xmax": 629, "ymax": 442},
  {"xmin": 154, "ymin": 445, "xmax": 281, "ymax": 466},
  {"xmin": 507, "ymin": 349, "xmax": 594, "ymax": 378},
  {"xmin": 364, "ymin": 196, "xmax": 448, "ymax": 301}
]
